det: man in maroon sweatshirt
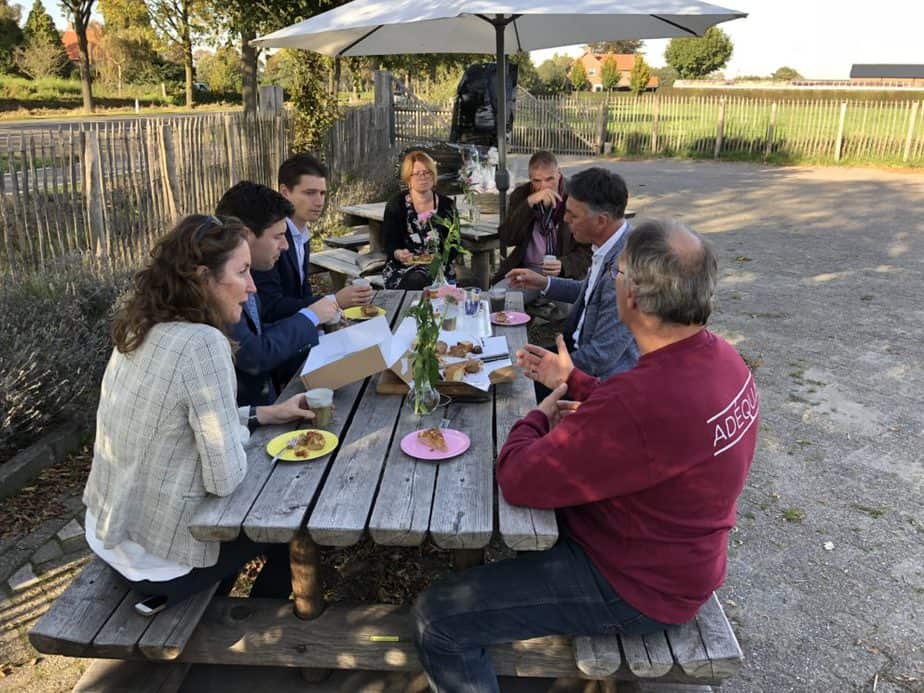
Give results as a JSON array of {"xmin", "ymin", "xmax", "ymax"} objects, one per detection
[{"xmin": 413, "ymin": 219, "xmax": 758, "ymax": 692}]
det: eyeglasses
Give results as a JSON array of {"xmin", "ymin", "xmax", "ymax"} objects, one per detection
[{"xmin": 410, "ymin": 170, "xmax": 434, "ymax": 179}]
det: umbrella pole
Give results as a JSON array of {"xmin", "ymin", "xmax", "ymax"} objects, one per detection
[{"xmin": 493, "ymin": 16, "xmax": 510, "ymax": 255}]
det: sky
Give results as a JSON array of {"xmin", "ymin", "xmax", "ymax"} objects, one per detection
[
  {"xmin": 530, "ymin": 1, "xmax": 924, "ymax": 79},
  {"xmin": 39, "ymin": 0, "xmax": 924, "ymax": 80}
]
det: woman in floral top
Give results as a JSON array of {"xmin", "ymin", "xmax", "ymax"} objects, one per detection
[{"xmin": 382, "ymin": 150, "xmax": 458, "ymax": 289}]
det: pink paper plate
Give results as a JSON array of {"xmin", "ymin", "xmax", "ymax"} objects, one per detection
[
  {"xmin": 400, "ymin": 428, "xmax": 471, "ymax": 461},
  {"xmin": 491, "ymin": 310, "xmax": 530, "ymax": 326}
]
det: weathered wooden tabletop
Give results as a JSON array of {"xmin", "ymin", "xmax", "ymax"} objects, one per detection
[{"xmin": 188, "ymin": 289, "xmax": 557, "ymax": 561}]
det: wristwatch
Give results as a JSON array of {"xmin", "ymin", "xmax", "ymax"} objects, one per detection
[{"xmin": 247, "ymin": 405, "xmax": 259, "ymax": 433}]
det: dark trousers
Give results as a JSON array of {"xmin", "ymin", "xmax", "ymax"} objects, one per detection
[
  {"xmin": 412, "ymin": 537, "xmax": 671, "ymax": 693},
  {"xmin": 130, "ymin": 534, "xmax": 291, "ymax": 605}
]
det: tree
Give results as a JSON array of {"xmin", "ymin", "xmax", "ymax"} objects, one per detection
[
  {"xmin": 664, "ymin": 26, "xmax": 733, "ymax": 79},
  {"xmin": 569, "ymin": 60, "xmax": 588, "ymax": 91},
  {"xmin": 149, "ymin": 0, "xmax": 206, "ymax": 107},
  {"xmin": 291, "ymin": 49, "xmax": 339, "ymax": 151},
  {"xmin": 60, "ymin": 0, "xmax": 96, "ymax": 112},
  {"xmin": 629, "ymin": 54, "xmax": 651, "ymax": 95},
  {"xmin": 772, "ymin": 66, "xmax": 802, "ymax": 81},
  {"xmin": 536, "ymin": 53, "xmax": 571, "ymax": 93},
  {"xmin": 600, "ymin": 56, "xmax": 620, "ymax": 91},
  {"xmin": 0, "ymin": 0, "xmax": 25, "ymax": 75},
  {"xmin": 586, "ymin": 39, "xmax": 643, "ymax": 54},
  {"xmin": 509, "ymin": 51, "xmax": 539, "ymax": 93},
  {"xmin": 652, "ymin": 65, "xmax": 678, "ymax": 88},
  {"xmin": 197, "ymin": 46, "xmax": 242, "ymax": 92},
  {"xmin": 99, "ymin": 0, "xmax": 181, "ymax": 87},
  {"xmin": 22, "ymin": 0, "xmax": 70, "ymax": 77}
]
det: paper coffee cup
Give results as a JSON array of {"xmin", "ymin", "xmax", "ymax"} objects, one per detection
[
  {"xmin": 352, "ymin": 278, "xmax": 370, "ymax": 288},
  {"xmin": 305, "ymin": 388, "xmax": 334, "ymax": 427},
  {"xmin": 542, "ymin": 254, "xmax": 557, "ymax": 264}
]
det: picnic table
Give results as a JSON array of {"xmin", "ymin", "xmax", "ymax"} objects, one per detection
[
  {"xmin": 340, "ymin": 202, "xmax": 501, "ymax": 289},
  {"xmin": 31, "ymin": 288, "xmax": 743, "ymax": 690}
]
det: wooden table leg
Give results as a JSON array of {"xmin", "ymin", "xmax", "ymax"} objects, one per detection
[
  {"xmin": 470, "ymin": 250, "xmax": 491, "ymax": 289},
  {"xmin": 452, "ymin": 548, "xmax": 484, "ymax": 571},
  {"xmin": 290, "ymin": 529, "xmax": 324, "ymax": 620}
]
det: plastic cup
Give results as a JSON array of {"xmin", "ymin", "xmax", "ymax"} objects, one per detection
[
  {"xmin": 489, "ymin": 287, "xmax": 507, "ymax": 314},
  {"xmin": 305, "ymin": 388, "xmax": 334, "ymax": 427},
  {"xmin": 352, "ymin": 278, "xmax": 370, "ymax": 288},
  {"xmin": 464, "ymin": 288, "xmax": 482, "ymax": 316}
]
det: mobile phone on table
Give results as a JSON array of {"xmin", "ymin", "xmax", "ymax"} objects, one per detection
[{"xmin": 134, "ymin": 594, "xmax": 168, "ymax": 617}]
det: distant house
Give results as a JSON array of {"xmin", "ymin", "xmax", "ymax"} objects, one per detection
[
  {"xmin": 576, "ymin": 52, "xmax": 659, "ymax": 92},
  {"xmin": 849, "ymin": 64, "xmax": 924, "ymax": 87},
  {"xmin": 62, "ymin": 22, "xmax": 104, "ymax": 66}
]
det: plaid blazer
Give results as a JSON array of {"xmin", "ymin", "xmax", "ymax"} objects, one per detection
[{"xmin": 83, "ymin": 322, "xmax": 248, "ymax": 568}]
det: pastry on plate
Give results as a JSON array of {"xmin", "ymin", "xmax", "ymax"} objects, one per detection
[
  {"xmin": 448, "ymin": 341, "xmax": 474, "ymax": 358},
  {"xmin": 464, "ymin": 359, "xmax": 482, "ymax": 374},
  {"xmin": 443, "ymin": 362, "xmax": 468, "ymax": 381},
  {"xmin": 293, "ymin": 431, "xmax": 326, "ymax": 457},
  {"xmin": 417, "ymin": 427, "xmax": 448, "ymax": 452},
  {"xmin": 361, "ymin": 304, "xmax": 380, "ymax": 317},
  {"xmin": 494, "ymin": 311, "xmax": 508, "ymax": 323}
]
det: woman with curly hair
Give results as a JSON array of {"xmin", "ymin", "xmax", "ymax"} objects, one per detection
[{"xmin": 83, "ymin": 214, "xmax": 312, "ymax": 606}]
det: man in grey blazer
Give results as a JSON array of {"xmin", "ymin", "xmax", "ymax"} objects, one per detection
[{"xmin": 506, "ymin": 168, "xmax": 638, "ymax": 384}]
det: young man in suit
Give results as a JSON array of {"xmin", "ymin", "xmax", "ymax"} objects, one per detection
[
  {"xmin": 506, "ymin": 168, "xmax": 638, "ymax": 384},
  {"xmin": 215, "ymin": 181, "xmax": 339, "ymax": 406},
  {"xmin": 253, "ymin": 153, "xmax": 372, "ymax": 324}
]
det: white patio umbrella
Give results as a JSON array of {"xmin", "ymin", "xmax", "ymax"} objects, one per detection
[{"xmin": 253, "ymin": 0, "xmax": 746, "ymax": 222}]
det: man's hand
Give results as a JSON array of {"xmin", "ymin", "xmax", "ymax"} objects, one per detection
[
  {"xmin": 516, "ymin": 334, "xmax": 574, "ymax": 389},
  {"xmin": 335, "ymin": 284, "xmax": 373, "ymax": 308},
  {"xmin": 257, "ymin": 393, "xmax": 315, "ymax": 426},
  {"xmin": 541, "ymin": 257, "xmax": 562, "ymax": 277},
  {"xmin": 537, "ymin": 383, "xmax": 569, "ymax": 426},
  {"xmin": 527, "ymin": 188, "xmax": 562, "ymax": 208},
  {"xmin": 505, "ymin": 267, "xmax": 548, "ymax": 291},
  {"xmin": 309, "ymin": 296, "xmax": 339, "ymax": 324},
  {"xmin": 394, "ymin": 249, "xmax": 413, "ymax": 265}
]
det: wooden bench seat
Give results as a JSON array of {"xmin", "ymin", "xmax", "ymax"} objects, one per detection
[
  {"xmin": 29, "ymin": 558, "xmax": 217, "ymax": 663},
  {"xmin": 323, "ymin": 225, "xmax": 371, "ymax": 250},
  {"xmin": 309, "ymin": 248, "xmax": 387, "ymax": 290}
]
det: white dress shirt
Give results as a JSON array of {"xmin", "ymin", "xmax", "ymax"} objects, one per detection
[{"xmin": 573, "ymin": 220, "xmax": 629, "ymax": 345}]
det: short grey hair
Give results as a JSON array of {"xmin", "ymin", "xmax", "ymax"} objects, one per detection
[{"xmin": 622, "ymin": 219, "xmax": 718, "ymax": 325}]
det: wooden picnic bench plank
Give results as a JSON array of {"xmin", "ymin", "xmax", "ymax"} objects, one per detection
[
  {"xmin": 138, "ymin": 583, "xmax": 220, "ymax": 660},
  {"xmin": 323, "ymin": 225, "xmax": 370, "ymax": 250},
  {"xmin": 428, "ymin": 397, "xmax": 495, "ymax": 550},
  {"xmin": 92, "ymin": 591, "xmax": 153, "ymax": 658},
  {"xmin": 573, "ymin": 634, "xmax": 622, "ymax": 677},
  {"xmin": 493, "ymin": 291, "xmax": 559, "ymax": 551},
  {"xmin": 620, "ymin": 630, "xmax": 674, "ymax": 678},
  {"xmin": 682, "ymin": 593, "xmax": 743, "ymax": 679},
  {"xmin": 29, "ymin": 558, "xmax": 129, "ymax": 657},
  {"xmin": 242, "ymin": 290, "xmax": 405, "ymax": 545},
  {"xmin": 73, "ymin": 659, "xmax": 191, "ymax": 693},
  {"xmin": 307, "ymin": 293, "xmax": 414, "ymax": 547}
]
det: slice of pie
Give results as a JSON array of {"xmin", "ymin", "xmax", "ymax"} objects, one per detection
[
  {"xmin": 294, "ymin": 430, "xmax": 327, "ymax": 457},
  {"xmin": 418, "ymin": 427, "xmax": 448, "ymax": 452}
]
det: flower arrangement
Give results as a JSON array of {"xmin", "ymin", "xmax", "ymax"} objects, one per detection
[
  {"xmin": 429, "ymin": 209, "xmax": 470, "ymax": 284},
  {"xmin": 405, "ymin": 294, "xmax": 441, "ymax": 415}
]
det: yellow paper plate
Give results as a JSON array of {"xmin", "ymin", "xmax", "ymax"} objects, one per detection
[
  {"xmin": 265, "ymin": 429, "xmax": 339, "ymax": 462},
  {"xmin": 343, "ymin": 305, "xmax": 386, "ymax": 321}
]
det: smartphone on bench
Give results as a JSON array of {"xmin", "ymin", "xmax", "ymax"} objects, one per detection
[{"xmin": 134, "ymin": 594, "xmax": 168, "ymax": 617}]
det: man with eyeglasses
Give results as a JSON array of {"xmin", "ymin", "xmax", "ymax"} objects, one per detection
[
  {"xmin": 491, "ymin": 151, "xmax": 592, "ymax": 303},
  {"xmin": 413, "ymin": 220, "xmax": 759, "ymax": 692},
  {"xmin": 506, "ymin": 167, "xmax": 637, "ymax": 386}
]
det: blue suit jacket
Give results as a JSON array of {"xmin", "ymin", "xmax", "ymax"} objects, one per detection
[
  {"xmin": 231, "ymin": 294, "xmax": 321, "ymax": 407},
  {"xmin": 544, "ymin": 224, "xmax": 638, "ymax": 380},
  {"xmin": 252, "ymin": 219, "xmax": 318, "ymax": 323}
]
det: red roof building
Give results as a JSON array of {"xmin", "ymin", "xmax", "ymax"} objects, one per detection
[{"xmin": 577, "ymin": 51, "xmax": 659, "ymax": 91}]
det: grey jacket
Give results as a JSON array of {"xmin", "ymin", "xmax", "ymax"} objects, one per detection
[{"xmin": 544, "ymin": 228, "xmax": 638, "ymax": 379}]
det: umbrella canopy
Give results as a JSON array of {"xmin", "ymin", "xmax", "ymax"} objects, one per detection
[{"xmin": 254, "ymin": 0, "xmax": 746, "ymax": 221}]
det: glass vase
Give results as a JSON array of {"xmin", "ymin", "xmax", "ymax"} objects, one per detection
[{"xmin": 411, "ymin": 380, "xmax": 441, "ymax": 416}]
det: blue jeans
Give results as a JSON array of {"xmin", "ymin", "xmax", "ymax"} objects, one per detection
[{"xmin": 412, "ymin": 537, "xmax": 671, "ymax": 692}]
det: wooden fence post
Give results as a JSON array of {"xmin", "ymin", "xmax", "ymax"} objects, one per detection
[
  {"xmin": 597, "ymin": 96, "xmax": 609, "ymax": 154},
  {"xmin": 224, "ymin": 114, "xmax": 240, "ymax": 187},
  {"xmin": 83, "ymin": 130, "xmax": 107, "ymax": 264},
  {"xmin": 159, "ymin": 123, "xmax": 180, "ymax": 220},
  {"xmin": 374, "ymin": 70, "xmax": 395, "ymax": 146},
  {"xmin": 834, "ymin": 101, "xmax": 848, "ymax": 162},
  {"xmin": 765, "ymin": 101, "xmax": 778, "ymax": 158},
  {"xmin": 903, "ymin": 101, "xmax": 920, "ymax": 163},
  {"xmin": 651, "ymin": 96, "xmax": 660, "ymax": 153},
  {"xmin": 714, "ymin": 97, "xmax": 726, "ymax": 159}
]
